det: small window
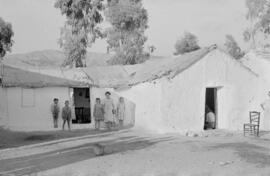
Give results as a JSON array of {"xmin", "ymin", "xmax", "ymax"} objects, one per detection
[{"xmin": 21, "ymin": 88, "xmax": 35, "ymax": 107}]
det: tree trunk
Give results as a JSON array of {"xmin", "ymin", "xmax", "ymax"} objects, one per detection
[
  {"xmin": 75, "ymin": 58, "xmax": 84, "ymax": 68},
  {"xmin": 250, "ymin": 19, "xmax": 256, "ymax": 49},
  {"xmin": 251, "ymin": 32, "xmax": 256, "ymax": 49},
  {"xmin": 0, "ymin": 57, "xmax": 3, "ymax": 85}
]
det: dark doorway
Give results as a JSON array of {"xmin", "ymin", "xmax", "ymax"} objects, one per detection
[
  {"xmin": 72, "ymin": 88, "xmax": 91, "ymax": 124},
  {"xmin": 204, "ymin": 88, "xmax": 217, "ymax": 130}
]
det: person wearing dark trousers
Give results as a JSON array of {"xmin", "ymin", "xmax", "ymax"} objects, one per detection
[
  {"xmin": 62, "ymin": 100, "xmax": 72, "ymax": 131},
  {"xmin": 94, "ymin": 98, "xmax": 104, "ymax": 130},
  {"xmin": 50, "ymin": 98, "xmax": 60, "ymax": 128}
]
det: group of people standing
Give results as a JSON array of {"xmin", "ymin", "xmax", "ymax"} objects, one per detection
[
  {"xmin": 94, "ymin": 91, "xmax": 126, "ymax": 130},
  {"xmin": 50, "ymin": 91, "xmax": 126, "ymax": 131},
  {"xmin": 50, "ymin": 99, "xmax": 72, "ymax": 130}
]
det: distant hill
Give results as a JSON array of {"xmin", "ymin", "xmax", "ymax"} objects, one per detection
[
  {"xmin": 3, "ymin": 50, "xmax": 164, "ymax": 69},
  {"xmin": 3, "ymin": 50, "xmax": 111, "ymax": 68}
]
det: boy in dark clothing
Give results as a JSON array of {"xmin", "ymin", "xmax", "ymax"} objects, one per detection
[
  {"xmin": 50, "ymin": 98, "xmax": 60, "ymax": 128},
  {"xmin": 62, "ymin": 100, "xmax": 72, "ymax": 130},
  {"xmin": 93, "ymin": 98, "xmax": 104, "ymax": 130}
]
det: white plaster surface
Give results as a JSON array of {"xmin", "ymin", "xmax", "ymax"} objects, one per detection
[
  {"xmin": 3, "ymin": 87, "xmax": 71, "ymax": 131},
  {"xmin": 115, "ymin": 50, "xmax": 266, "ymax": 133}
]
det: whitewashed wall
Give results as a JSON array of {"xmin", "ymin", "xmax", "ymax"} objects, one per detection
[
  {"xmin": 116, "ymin": 82, "xmax": 164, "ymax": 132},
  {"xmin": 203, "ymin": 50, "xmax": 262, "ymax": 130},
  {"xmin": 117, "ymin": 49, "xmax": 262, "ymax": 133},
  {"xmin": 0, "ymin": 87, "xmax": 8, "ymax": 127},
  {"xmin": 241, "ymin": 52, "xmax": 270, "ymax": 130},
  {"xmin": 2, "ymin": 50, "xmax": 266, "ymax": 132},
  {"xmin": 5, "ymin": 87, "xmax": 70, "ymax": 131},
  {"xmin": 2, "ymin": 86, "xmax": 135, "ymax": 131},
  {"xmin": 161, "ymin": 57, "xmax": 206, "ymax": 133}
]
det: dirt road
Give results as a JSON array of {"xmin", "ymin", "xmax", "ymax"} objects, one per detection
[
  {"xmin": 1, "ymin": 130, "xmax": 270, "ymax": 176},
  {"xmin": 0, "ymin": 130, "xmax": 172, "ymax": 175}
]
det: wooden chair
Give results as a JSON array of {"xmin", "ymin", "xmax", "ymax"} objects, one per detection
[{"xmin": 243, "ymin": 111, "xmax": 260, "ymax": 137}]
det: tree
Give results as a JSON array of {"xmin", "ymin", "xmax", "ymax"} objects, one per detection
[
  {"xmin": 243, "ymin": 0, "xmax": 270, "ymax": 48},
  {"xmin": 0, "ymin": 17, "xmax": 14, "ymax": 58},
  {"xmin": 224, "ymin": 35, "xmax": 245, "ymax": 60},
  {"xmin": 55, "ymin": 0, "xmax": 104, "ymax": 67},
  {"xmin": 105, "ymin": 0, "xmax": 149, "ymax": 65},
  {"xmin": 174, "ymin": 31, "xmax": 200, "ymax": 55}
]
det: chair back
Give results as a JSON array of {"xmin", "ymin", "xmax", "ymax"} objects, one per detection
[{"xmin": 249, "ymin": 111, "xmax": 260, "ymax": 125}]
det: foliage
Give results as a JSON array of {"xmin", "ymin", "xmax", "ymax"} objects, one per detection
[
  {"xmin": 55, "ymin": 0, "xmax": 104, "ymax": 67},
  {"xmin": 105, "ymin": 0, "xmax": 149, "ymax": 65},
  {"xmin": 174, "ymin": 31, "xmax": 200, "ymax": 55},
  {"xmin": 224, "ymin": 35, "xmax": 245, "ymax": 60},
  {"xmin": 108, "ymin": 39, "xmax": 150, "ymax": 65},
  {"xmin": 58, "ymin": 25, "xmax": 86, "ymax": 67},
  {"xmin": 244, "ymin": 0, "xmax": 270, "ymax": 48},
  {"xmin": 0, "ymin": 17, "xmax": 14, "ymax": 58}
]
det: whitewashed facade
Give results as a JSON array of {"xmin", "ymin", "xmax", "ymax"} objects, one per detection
[
  {"xmin": 115, "ymin": 49, "xmax": 265, "ymax": 133},
  {"xmin": 0, "ymin": 47, "xmax": 267, "ymax": 132}
]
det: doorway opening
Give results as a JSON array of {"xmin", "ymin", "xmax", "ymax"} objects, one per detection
[
  {"xmin": 72, "ymin": 88, "xmax": 91, "ymax": 124},
  {"xmin": 204, "ymin": 88, "xmax": 217, "ymax": 130}
]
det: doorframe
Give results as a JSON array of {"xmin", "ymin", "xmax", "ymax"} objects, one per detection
[
  {"xmin": 214, "ymin": 88, "xmax": 218, "ymax": 129},
  {"xmin": 204, "ymin": 87, "xmax": 222, "ymax": 130},
  {"xmin": 69, "ymin": 87, "xmax": 92, "ymax": 124}
]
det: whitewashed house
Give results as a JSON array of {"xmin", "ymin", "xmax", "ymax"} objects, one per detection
[
  {"xmin": 0, "ymin": 65, "xmax": 88, "ymax": 131},
  {"xmin": 114, "ymin": 45, "xmax": 264, "ymax": 133},
  {"xmin": 0, "ymin": 65, "xmax": 135, "ymax": 131},
  {"xmin": 0, "ymin": 45, "xmax": 265, "ymax": 133}
]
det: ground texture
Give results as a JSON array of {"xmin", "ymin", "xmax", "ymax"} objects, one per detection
[
  {"xmin": 1, "ymin": 129, "xmax": 270, "ymax": 176},
  {"xmin": 0, "ymin": 127, "xmax": 120, "ymax": 149}
]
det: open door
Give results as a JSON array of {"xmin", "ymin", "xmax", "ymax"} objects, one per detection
[
  {"xmin": 204, "ymin": 88, "xmax": 217, "ymax": 130},
  {"xmin": 72, "ymin": 88, "xmax": 91, "ymax": 124}
]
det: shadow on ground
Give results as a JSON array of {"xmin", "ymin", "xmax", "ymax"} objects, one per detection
[
  {"xmin": 209, "ymin": 142, "xmax": 270, "ymax": 168},
  {"xmin": 0, "ymin": 127, "xmax": 132, "ymax": 149},
  {"xmin": 0, "ymin": 135, "xmax": 173, "ymax": 175}
]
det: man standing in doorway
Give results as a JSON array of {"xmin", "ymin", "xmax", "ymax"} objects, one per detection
[
  {"xmin": 51, "ymin": 98, "xmax": 60, "ymax": 128},
  {"xmin": 205, "ymin": 105, "xmax": 216, "ymax": 129}
]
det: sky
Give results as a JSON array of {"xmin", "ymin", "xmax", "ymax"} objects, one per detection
[{"xmin": 0, "ymin": 0, "xmax": 249, "ymax": 56}]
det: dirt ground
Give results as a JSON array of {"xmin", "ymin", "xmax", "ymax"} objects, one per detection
[
  {"xmin": 1, "ymin": 129, "xmax": 270, "ymax": 176},
  {"xmin": 38, "ymin": 130, "xmax": 270, "ymax": 176},
  {"xmin": 0, "ymin": 127, "xmax": 120, "ymax": 149}
]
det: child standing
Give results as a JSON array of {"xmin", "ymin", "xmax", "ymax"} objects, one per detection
[
  {"xmin": 117, "ymin": 97, "xmax": 126, "ymax": 128},
  {"xmin": 93, "ymin": 98, "xmax": 104, "ymax": 130},
  {"xmin": 50, "ymin": 98, "xmax": 60, "ymax": 128},
  {"xmin": 62, "ymin": 100, "xmax": 72, "ymax": 131},
  {"xmin": 103, "ymin": 91, "xmax": 115, "ymax": 130}
]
